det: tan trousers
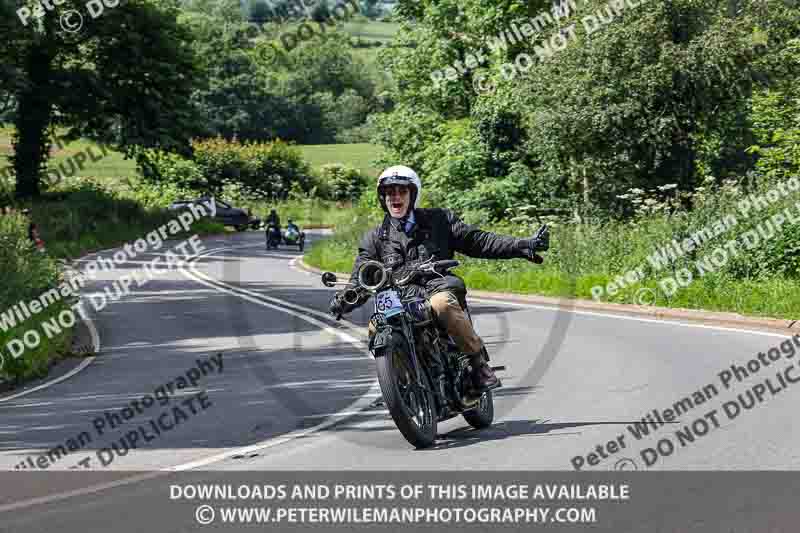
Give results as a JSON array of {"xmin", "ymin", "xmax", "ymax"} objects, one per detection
[{"xmin": 369, "ymin": 291, "xmax": 484, "ymax": 355}]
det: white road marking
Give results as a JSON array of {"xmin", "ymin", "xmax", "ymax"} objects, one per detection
[
  {"xmin": 0, "ymin": 401, "xmax": 56, "ymax": 409},
  {"xmin": 164, "ymin": 245, "xmax": 380, "ymax": 471},
  {"xmin": 469, "ymin": 296, "xmax": 797, "ymax": 340}
]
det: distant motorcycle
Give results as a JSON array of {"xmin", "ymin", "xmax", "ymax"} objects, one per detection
[
  {"xmin": 265, "ymin": 223, "xmax": 282, "ymax": 250},
  {"xmin": 283, "ymin": 226, "xmax": 305, "ymax": 251}
]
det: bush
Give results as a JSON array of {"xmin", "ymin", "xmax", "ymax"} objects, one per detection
[
  {"xmin": 135, "ymin": 148, "xmax": 207, "ymax": 190},
  {"xmin": 319, "ymin": 163, "xmax": 365, "ymax": 201},
  {"xmin": 336, "ymin": 120, "xmax": 377, "ymax": 143},
  {"xmin": 310, "ymin": 1, "xmax": 331, "ymax": 22},
  {"xmin": 191, "ymin": 137, "xmax": 313, "ymax": 200},
  {"xmin": 125, "ymin": 178, "xmax": 197, "ymax": 210},
  {"xmin": 0, "ymin": 212, "xmax": 72, "ymax": 383},
  {"xmin": 747, "ymin": 39, "xmax": 800, "ymax": 182}
]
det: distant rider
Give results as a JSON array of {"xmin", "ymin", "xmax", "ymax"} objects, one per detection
[{"xmin": 266, "ymin": 209, "xmax": 281, "ymax": 230}]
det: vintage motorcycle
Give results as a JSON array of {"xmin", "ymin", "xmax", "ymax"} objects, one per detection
[
  {"xmin": 322, "ymin": 259, "xmax": 506, "ymax": 448},
  {"xmin": 265, "ymin": 223, "xmax": 282, "ymax": 250},
  {"xmin": 283, "ymin": 226, "xmax": 306, "ymax": 251}
]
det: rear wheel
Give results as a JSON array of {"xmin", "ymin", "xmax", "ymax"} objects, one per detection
[
  {"xmin": 375, "ymin": 332, "xmax": 437, "ymax": 448},
  {"xmin": 462, "ymin": 390, "xmax": 494, "ymax": 429}
]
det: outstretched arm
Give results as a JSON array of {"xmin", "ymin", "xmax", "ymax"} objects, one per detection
[
  {"xmin": 448, "ymin": 210, "xmax": 549, "ymax": 262},
  {"xmin": 448, "ymin": 210, "xmax": 526, "ymax": 259}
]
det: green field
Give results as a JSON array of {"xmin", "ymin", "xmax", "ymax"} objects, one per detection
[
  {"xmin": 296, "ymin": 143, "xmax": 384, "ymax": 178},
  {"xmin": 342, "ymin": 20, "xmax": 400, "ymax": 42},
  {"xmin": 274, "ymin": 18, "xmax": 399, "ymax": 47},
  {"xmin": 2, "ymin": 125, "xmax": 384, "ymax": 189},
  {"xmin": 1, "ymin": 128, "xmax": 138, "ymax": 194}
]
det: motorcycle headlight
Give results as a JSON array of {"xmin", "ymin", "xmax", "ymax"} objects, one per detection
[{"xmin": 357, "ymin": 260, "xmax": 388, "ymax": 291}]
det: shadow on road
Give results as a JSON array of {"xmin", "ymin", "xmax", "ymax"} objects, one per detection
[{"xmin": 425, "ymin": 419, "xmax": 639, "ymax": 451}]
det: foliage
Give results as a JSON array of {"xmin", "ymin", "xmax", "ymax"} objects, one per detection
[
  {"xmin": 135, "ymin": 148, "xmax": 208, "ymax": 190},
  {"xmin": 190, "ymin": 137, "xmax": 313, "ymax": 200},
  {"xmin": 1, "ymin": 0, "xmax": 205, "ymax": 198},
  {"xmin": 318, "ymin": 163, "xmax": 366, "ymax": 201},
  {"xmin": 187, "ymin": 11, "xmax": 388, "ymax": 144},
  {"xmin": 747, "ymin": 39, "xmax": 800, "ymax": 182},
  {"xmin": 377, "ymin": 0, "xmax": 800, "ymax": 220}
]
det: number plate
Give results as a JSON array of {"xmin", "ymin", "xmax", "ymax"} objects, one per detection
[{"xmin": 375, "ymin": 289, "xmax": 403, "ymax": 318}]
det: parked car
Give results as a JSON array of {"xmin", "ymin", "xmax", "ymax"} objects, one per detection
[{"xmin": 168, "ymin": 197, "xmax": 260, "ymax": 231}]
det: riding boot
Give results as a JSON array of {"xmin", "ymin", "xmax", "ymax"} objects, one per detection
[{"xmin": 468, "ymin": 348, "xmax": 500, "ymax": 393}]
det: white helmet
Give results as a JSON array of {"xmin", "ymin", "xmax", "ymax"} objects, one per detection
[{"xmin": 376, "ymin": 165, "xmax": 422, "ymax": 212}]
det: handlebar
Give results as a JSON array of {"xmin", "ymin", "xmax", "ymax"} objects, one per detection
[
  {"xmin": 394, "ymin": 259, "xmax": 460, "ymax": 285},
  {"xmin": 322, "ymin": 259, "xmax": 461, "ymax": 297},
  {"xmin": 430, "ymin": 259, "xmax": 459, "ymax": 271}
]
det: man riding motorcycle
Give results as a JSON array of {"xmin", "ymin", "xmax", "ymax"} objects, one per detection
[
  {"xmin": 329, "ymin": 165, "xmax": 549, "ymax": 393},
  {"xmin": 265, "ymin": 209, "xmax": 281, "ymax": 247},
  {"xmin": 266, "ymin": 209, "xmax": 281, "ymax": 230}
]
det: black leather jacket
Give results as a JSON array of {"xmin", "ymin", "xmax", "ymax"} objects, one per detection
[
  {"xmin": 266, "ymin": 213, "xmax": 280, "ymax": 229},
  {"xmin": 345, "ymin": 208, "xmax": 526, "ymax": 308}
]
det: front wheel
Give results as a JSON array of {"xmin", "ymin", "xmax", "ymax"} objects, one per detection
[
  {"xmin": 375, "ymin": 332, "xmax": 437, "ymax": 448},
  {"xmin": 462, "ymin": 390, "xmax": 494, "ymax": 429}
]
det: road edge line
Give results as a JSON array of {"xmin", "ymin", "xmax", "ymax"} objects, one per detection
[
  {"xmin": 168, "ymin": 244, "xmax": 381, "ymax": 470},
  {"xmin": 0, "ymin": 302, "xmax": 100, "ymax": 403}
]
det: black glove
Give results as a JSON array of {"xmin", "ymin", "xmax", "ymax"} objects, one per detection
[
  {"xmin": 516, "ymin": 225, "xmax": 549, "ymax": 263},
  {"xmin": 329, "ymin": 294, "xmax": 345, "ymax": 320}
]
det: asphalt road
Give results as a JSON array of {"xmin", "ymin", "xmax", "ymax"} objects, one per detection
[{"xmin": 1, "ymin": 229, "xmax": 799, "ymax": 531}]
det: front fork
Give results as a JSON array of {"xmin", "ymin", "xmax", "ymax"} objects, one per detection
[
  {"xmin": 399, "ymin": 317, "xmax": 427, "ymax": 392},
  {"xmin": 371, "ymin": 314, "xmax": 435, "ymax": 403}
]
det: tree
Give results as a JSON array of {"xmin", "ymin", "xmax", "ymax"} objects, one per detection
[
  {"xmin": 378, "ymin": 0, "xmax": 800, "ymax": 218},
  {"xmin": 1, "ymin": 0, "xmax": 204, "ymax": 199}
]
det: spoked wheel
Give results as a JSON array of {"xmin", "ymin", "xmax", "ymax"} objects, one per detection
[
  {"xmin": 462, "ymin": 390, "xmax": 494, "ymax": 429},
  {"xmin": 375, "ymin": 332, "xmax": 437, "ymax": 448}
]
